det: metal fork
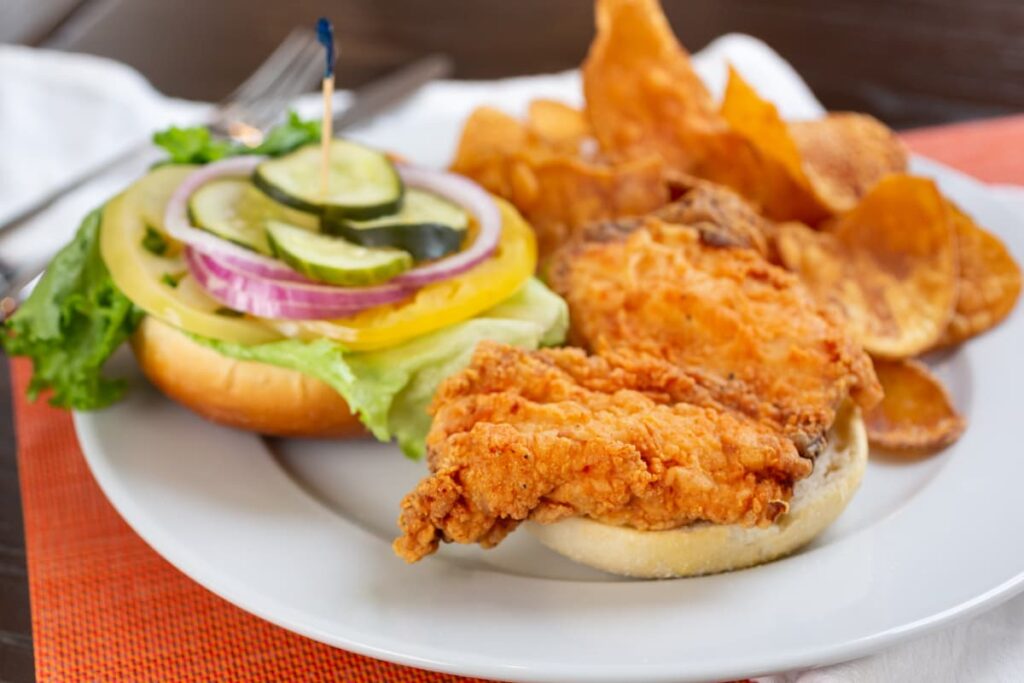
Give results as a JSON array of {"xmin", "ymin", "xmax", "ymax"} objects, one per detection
[{"xmin": 0, "ymin": 28, "xmax": 325, "ymax": 307}]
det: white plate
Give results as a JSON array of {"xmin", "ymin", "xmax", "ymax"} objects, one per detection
[
  {"xmin": 73, "ymin": 152, "xmax": 1024, "ymax": 683},
  {"xmin": 58, "ymin": 44, "xmax": 1024, "ymax": 674}
]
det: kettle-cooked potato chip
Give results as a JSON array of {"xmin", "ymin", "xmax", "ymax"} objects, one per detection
[
  {"xmin": 938, "ymin": 203, "xmax": 1022, "ymax": 346},
  {"xmin": 715, "ymin": 67, "xmax": 832, "ymax": 224},
  {"xmin": 864, "ymin": 358, "xmax": 966, "ymax": 451},
  {"xmin": 789, "ymin": 113, "xmax": 908, "ymax": 212},
  {"xmin": 717, "ymin": 69, "xmax": 907, "ymax": 222},
  {"xmin": 582, "ymin": 0, "xmax": 904, "ymax": 226},
  {"xmin": 451, "ymin": 106, "xmax": 668, "ymax": 255},
  {"xmin": 582, "ymin": 0, "xmax": 726, "ymax": 173},
  {"xmin": 527, "ymin": 100, "xmax": 593, "ymax": 154},
  {"xmin": 508, "ymin": 153, "xmax": 668, "ymax": 254},
  {"xmin": 449, "ymin": 107, "xmax": 531, "ymax": 197},
  {"xmin": 776, "ymin": 175, "xmax": 958, "ymax": 358}
]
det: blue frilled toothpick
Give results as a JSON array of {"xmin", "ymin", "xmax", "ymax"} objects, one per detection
[{"xmin": 317, "ymin": 18, "xmax": 336, "ymax": 196}]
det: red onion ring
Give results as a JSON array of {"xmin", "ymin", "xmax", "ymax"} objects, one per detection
[
  {"xmin": 215, "ymin": 251, "xmax": 313, "ymax": 283},
  {"xmin": 164, "ymin": 155, "xmax": 307, "ymax": 281},
  {"xmin": 186, "ymin": 248, "xmax": 412, "ymax": 320},
  {"xmin": 391, "ymin": 164, "xmax": 502, "ymax": 287}
]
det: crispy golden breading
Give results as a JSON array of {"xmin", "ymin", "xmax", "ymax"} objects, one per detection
[
  {"xmin": 656, "ymin": 177, "xmax": 773, "ymax": 255},
  {"xmin": 572, "ymin": 177, "xmax": 773, "ymax": 258},
  {"xmin": 548, "ymin": 220, "xmax": 881, "ymax": 454},
  {"xmin": 394, "ymin": 343, "xmax": 808, "ymax": 563}
]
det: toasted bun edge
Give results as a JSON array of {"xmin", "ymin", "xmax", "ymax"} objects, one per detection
[
  {"xmin": 527, "ymin": 402, "xmax": 868, "ymax": 578},
  {"xmin": 131, "ymin": 316, "xmax": 363, "ymax": 438}
]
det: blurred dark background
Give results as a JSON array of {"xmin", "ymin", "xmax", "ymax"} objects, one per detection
[{"xmin": 3, "ymin": 0, "xmax": 1023, "ymax": 129}]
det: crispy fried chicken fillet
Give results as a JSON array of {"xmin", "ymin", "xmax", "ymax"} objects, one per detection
[
  {"xmin": 394, "ymin": 342, "xmax": 810, "ymax": 563},
  {"xmin": 547, "ymin": 219, "xmax": 881, "ymax": 456},
  {"xmin": 586, "ymin": 179, "xmax": 772, "ymax": 257},
  {"xmin": 661, "ymin": 174, "xmax": 773, "ymax": 256}
]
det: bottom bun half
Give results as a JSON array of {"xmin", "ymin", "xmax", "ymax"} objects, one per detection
[
  {"xmin": 131, "ymin": 316, "xmax": 364, "ymax": 438},
  {"xmin": 528, "ymin": 402, "xmax": 867, "ymax": 578}
]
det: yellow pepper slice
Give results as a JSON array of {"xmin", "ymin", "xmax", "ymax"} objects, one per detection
[
  {"xmin": 268, "ymin": 199, "xmax": 537, "ymax": 350},
  {"xmin": 100, "ymin": 166, "xmax": 284, "ymax": 344}
]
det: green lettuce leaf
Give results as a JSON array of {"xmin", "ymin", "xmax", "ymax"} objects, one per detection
[
  {"xmin": 251, "ymin": 112, "xmax": 322, "ymax": 156},
  {"xmin": 2, "ymin": 209, "xmax": 143, "ymax": 408},
  {"xmin": 153, "ymin": 111, "xmax": 321, "ymax": 164},
  {"xmin": 151, "ymin": 126, "xmax": 235, "ymax": 164},
  {"xmin": 194, "ymin": 278, "xmax": 568, "ymax": 458}
]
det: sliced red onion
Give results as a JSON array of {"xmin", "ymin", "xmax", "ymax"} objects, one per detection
[
  {"xmin": 186, "ymin": 248, "xmax": 412, "ymax": 320},
  {"xmin": 163, "ymin": 155, "xmax": 307, "ymax": 281},
  {"xmin": 392, "ymin": 164, "xmax": 502, "ymax": 287},
  {"xmin": 216, "ymin": 251, "xmax": 314, "ymax": 283}
]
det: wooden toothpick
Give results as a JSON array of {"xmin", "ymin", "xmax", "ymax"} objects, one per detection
[{"xmin": 317, "ymin": 18, "xmax": 336, "ymax": 198}]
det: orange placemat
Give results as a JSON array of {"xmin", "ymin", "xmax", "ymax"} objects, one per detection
[
  {"xmin": 10, "ymin": 114, "xmax": 1023, "ymax": 682},
  {"xmin": 10, "ymin": 358, "xmax": 486, "ymax": 683},
  {"xmin": 902, "ymin": 113, "xmax": 1024, "ymax": 185}
]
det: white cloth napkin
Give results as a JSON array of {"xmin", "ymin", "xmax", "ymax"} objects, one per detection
[{"xmin": 1, "ymin": 35, "xmax": 1022, "ymax": 682}]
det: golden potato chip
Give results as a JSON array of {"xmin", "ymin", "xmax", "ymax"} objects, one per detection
[
  {"xmin": 776, "ymin": 175, "xmax": 958, "ymax": 358},
  {"xmin": 451, "ymin": 106, "xmax": 668, "ymax": 255},
  {"xmin": 789, "ymin": 113, "xmax": 908, "ymax": 212},
  {"xmin": 527, "ymin": 100, "xmax": 592, "ymax": 154},
  {"xmin": 938, "ymin": 203, "xmax": 1022, "ymax": 346},
  {"xmin": 716, "ymin": 69, "xmax": 907, "ymax": 223},
  {"xmin": 581, "ymin": 1, "xmax": 905, "ymax": 226},
  {"xmin": 719, "ymin": 67, "xmax": 804, "ymax": 177},
  {"xmin": 864, "ymin": 358, "xmax": 966, "ymax": 451},
  {"xmin": 582, "ymin": 0, "xmax": 726, "ymax": 172},
  {"xmin": 715, "ymin": 67, "xmax": 831, "ymax": 223},
  {"xmin": 514, "ymin": 154, "xmax": 668, "ymax": 254},
  {"xmin": 450, "ymin": 107, "xmax": 531, "ymax": 196}
]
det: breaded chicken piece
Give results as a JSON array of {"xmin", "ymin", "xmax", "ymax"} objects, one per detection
[
  {"xmin": 580, "ymin": 178, "xmax": 772, "ymax": 257},
  {"xmin": 394, "ymin": 342, "xmax": 809, "ymax": 563},
  {"xmin": 660, "ymin": 175, "xmax": 773, "ymax": 256},
  {"xmin": 548, "ymin": 220, "xmax": 881, "ymax": 455}
]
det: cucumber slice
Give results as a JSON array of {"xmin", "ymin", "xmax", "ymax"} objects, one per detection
[
  {"xmin": 323, "ymin": 189, "xmax": 468, "ymax": 261},
  {"xmin": 254, "ymin": 140, "xmax": 402, "ymax": 219},
  {"xmin": 265, "ymin": 220, "xmax": 412, "ymax": 286},
  {"xmin": 188, "ymin": 178, "xmax": 318, "ymax": 254}
]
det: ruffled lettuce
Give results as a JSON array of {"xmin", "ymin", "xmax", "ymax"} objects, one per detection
[
  {"xmin": 153, "ymin": 111, "xmax": 321, "ymax": 164},
  {"xmin": 193, "ymin": 278, "xmax": 567, "ymax": 457},
  {"xmin": 2, "ymin": 209, "xmax": 142, "ymax": 408}
]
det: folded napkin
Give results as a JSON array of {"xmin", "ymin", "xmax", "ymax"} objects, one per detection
[{"xmin": 1, "ymin": 35, "xmax": 1022, "ymax": 683}]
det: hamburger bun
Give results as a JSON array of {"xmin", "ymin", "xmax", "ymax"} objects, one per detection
[
  {"xmin": 527, "ymin": 402, "xmax": 867, "ymax": 578},
  {"xmin": 131, "ymin": 316, "xmax": 363, "ymax": 437}
]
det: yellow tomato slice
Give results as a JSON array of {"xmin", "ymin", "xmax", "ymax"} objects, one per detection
[
  {"xmin": 100, "ymin": 166, "xmax": 284, "ymax": 345},
  {"xmin": 269, "ymin": 199, "xmax": 537, "ymax": 350}
]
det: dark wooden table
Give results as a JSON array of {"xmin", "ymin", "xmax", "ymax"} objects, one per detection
[{"xmin": 1, "ymin": 1, "xmax": 1023, "ymax": 681}]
